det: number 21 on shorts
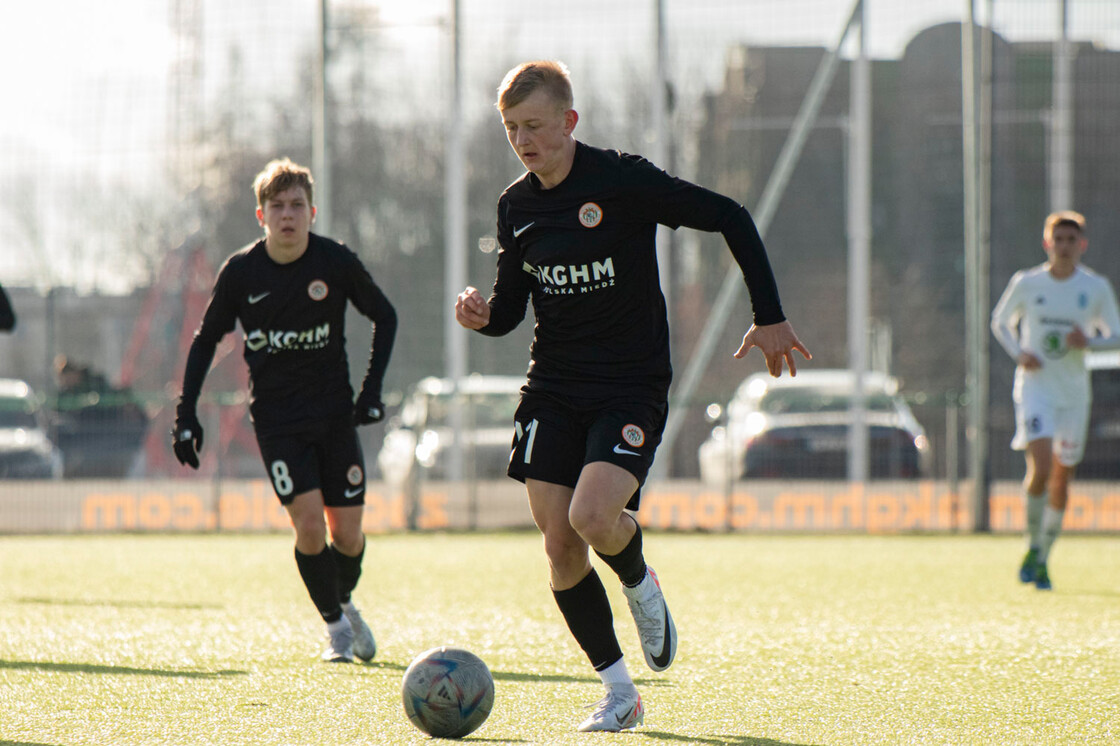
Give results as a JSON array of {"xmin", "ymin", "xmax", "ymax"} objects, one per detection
[{"xmin": 514, "ymin": 418, "xmax": 539, "ymax": 464}]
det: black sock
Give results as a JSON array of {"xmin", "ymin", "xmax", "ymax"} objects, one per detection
[
  {"xmin": 595, "ymin": 517, "xmax": 647, "ymax": 587},
  {"xmin": 330, "ymin": 539, "xmax": 365, "ymax": 605},
  {"xmin": 552, "ymin": 569, "xmax": 624, "ymax": 672},
  {"xmin": 294, "ymin": 546, "xmax": 342, "ymax": 623}
]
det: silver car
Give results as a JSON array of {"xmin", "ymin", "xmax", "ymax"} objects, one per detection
[
  {"xmin": 0, "ymin": 378, "xmax": 64, "ymax": 479},
  {"xmin": 698, "ymin": 369, "xmax": 931, "ymax": 483},
  {"xmin": 377, "ymin": 375, "xmax": 523, "ymax": 485}
]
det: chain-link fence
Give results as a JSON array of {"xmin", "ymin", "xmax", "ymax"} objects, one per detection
[{"xmin": 1, "ymin": 1, "xmax": 1119, "ymax": 504}]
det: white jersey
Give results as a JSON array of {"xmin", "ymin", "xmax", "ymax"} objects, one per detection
[{"xmin": 991, "ymin": 263, "xmax": 1120, "ymax": 397}]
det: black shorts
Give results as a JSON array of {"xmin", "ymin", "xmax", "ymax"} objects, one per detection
[
  {"xmin": 507, "ymin": 389, "xmax": 668, "ymax": 511},
  {"xmin": 255, "ymin": 417, "xmax": 366, "ymax": 506}
]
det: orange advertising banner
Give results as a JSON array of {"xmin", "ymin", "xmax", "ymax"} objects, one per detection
[{"xmin": 1, "ymin": 480, "xmax": 1118, "ymax": 534}]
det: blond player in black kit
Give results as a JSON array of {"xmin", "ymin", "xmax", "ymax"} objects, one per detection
[
  {"xmin": 173, "ymin": 159, "xmax": 397, "ymax": 663},
  {"xmin": 456, "ymin": 61, "xmax": 811, "ymax": 732}
]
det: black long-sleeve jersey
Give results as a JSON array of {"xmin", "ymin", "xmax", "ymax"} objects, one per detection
[
  {"xmin": 179, "ymin": 234, "xmax": 397, "ymax": 433},
  {"xmin": 479, "ymin": 141, "xmax": 785, "ymax": 401}
]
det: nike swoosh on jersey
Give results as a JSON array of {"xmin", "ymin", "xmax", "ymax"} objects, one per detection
[
  {"xmin": 344, "ymin": 487, "xmax": 363, "ymax": 498},
  {"xmin": 248, "ymin": 292, "xmax": 271, "ymax": 304},
  {"xmin": 513, "ymin": 222, "xmax": 535, "ymax": 238},
  {"xmin": 613, "ymin": 444, "xmax": 641, "ymax": 456},
  {"xmin": 650, "ymin": 600, "xmax": 674, "ymax": 669}
]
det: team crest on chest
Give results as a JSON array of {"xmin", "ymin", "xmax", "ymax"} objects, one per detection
[
  {"xmin": 308, "ymin": 279, "xmax": 329, "ymax": 301},
  {"xmin": 347, "ymin": 464, "xmax": 364, "ymax": 486},
  {"xmin": 578, "ymin": 202, "xmax": 603, "ymax": 228},
  {"xmin": 621, "ymin": 424, "xmax": 645, "ymax": 448}
]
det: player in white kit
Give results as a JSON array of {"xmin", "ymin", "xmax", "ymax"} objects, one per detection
[{"xmin": 991, "ymin": 210, "xmax": 1120, "ymax": 590}]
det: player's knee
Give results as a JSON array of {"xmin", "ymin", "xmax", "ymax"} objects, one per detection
[
  {"xmin": 331, "ymin": 528, "xmax": 365, "ymax": 556},
  {"xmin": 542, "ymin": 529, "xmax": 584, "ymax": 568},
  {"xmin": 567, "ymin": 503, "xmax": 610, "ymax": 546},
  {"xmin": 292, "ymin": 517, "xmax": 327, "ymax": 550}
]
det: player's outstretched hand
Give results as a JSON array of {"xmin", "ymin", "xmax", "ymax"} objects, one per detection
[
  {"xmin": 354, "ymin": 390, "xmax": 385, "ymax": 426},
  {"xmin": 171, "ymin": 410, "xmax": 204, "ymax": 469},
  {"xmin": 734, "ymin": 320, "xmax": 812, "ymax": 377},
  {"xmin": 455, "ymin": 286, "xmax": 491, "ymax": 330}
]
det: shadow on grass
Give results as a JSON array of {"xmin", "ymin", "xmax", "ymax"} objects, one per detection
[
  {"xmin": 0, "ymin": 659, "xmax": 247, "ymax": 679},
  {"xmin": 352, "ymin": 660, "xmax": 408, "ymax": 672},
  {"xmin": 640, "ymin": 732, "xmax": 819, "ymax": 746},
  {"xmin": 16, "ymin": 597, "xmax": 222, "ymax": 611},
  {"xmin": 351, "ymin": 662, "xmax": 597, "ymax": 685},
  {"xmin": 491, "ymin": 670, "xmax": 673, "ymax": 686},
  {"xmin": 351, "ymin": 663, "xmax": 671, "ymax": 688},
  {"xmin": 1, "ymin": 741, "xmax": 60, "ymax": 746},
  {"xmin": 1057, "ymin": 588, "xmax": 1120, "ymax": 600}
]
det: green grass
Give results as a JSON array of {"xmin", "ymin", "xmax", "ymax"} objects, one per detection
[{"xmin": 1, "ymin": 532, "xmax": 1118, "ymax": 745}]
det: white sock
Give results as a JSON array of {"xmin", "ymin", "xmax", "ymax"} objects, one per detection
[
  {"xmin": 1038, "ymin": 505, "xmax": 1064, "ymax": 564},
  {"xmin": 1025, "ymin": 490, "xmax": 1046, "ymax": 549},
  {"xmin": 598, "ymin": 658, "xmax": 634, "ymax": 690},
  {"xmin": 327, "ymin": 616, "xmax": 352, "ymax": 634}
]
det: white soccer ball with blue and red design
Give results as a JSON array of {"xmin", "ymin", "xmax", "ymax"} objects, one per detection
[{"xmin": 401, "ymin": 646, "xmax": 495, "ymax": 738}]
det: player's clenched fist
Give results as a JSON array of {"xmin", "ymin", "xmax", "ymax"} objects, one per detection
[{"xmin": 455, "ymin": 286, "xmax": 491, "ymax": 330}]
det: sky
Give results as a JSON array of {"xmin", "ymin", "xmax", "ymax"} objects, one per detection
[
  {"xmin": 6, "ymin": 0, "xmax": 1117, "ymax": 160},
  {"xmin": 1, "ymin": 0, "xmax": 1118, "ymax": 288}
]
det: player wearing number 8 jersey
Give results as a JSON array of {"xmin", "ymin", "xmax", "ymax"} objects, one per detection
[
  {"xmin": 172, "ymin": 158, "xmax": 397, "ymax": 662},
  {"xmin": 455, "ymin": 61, "xmax": 810, "ymax": 732},
  {"xmin": 991, "ymin": 210, "xmax": 1120, "ymax": 590}
]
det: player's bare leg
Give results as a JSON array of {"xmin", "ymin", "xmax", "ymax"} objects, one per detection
[
  {"xmin": 326, "ymin": 505, "xmax": 376, "ymax": 660},
  {"xmin": 288, "ymin": 489, "xmax": 329, "ymax": 554},
  {"xmin": 287, "ymin": 490, "xmax": 352, "ymax": 661},
  {"xmin": 527, "ymin": 479, "xmax": 591, "ymax": 590}
]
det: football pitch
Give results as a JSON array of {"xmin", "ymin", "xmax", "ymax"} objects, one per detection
[{"xmin": 1, "ymin": 532, "xmax": 1117, "ymax": 745}]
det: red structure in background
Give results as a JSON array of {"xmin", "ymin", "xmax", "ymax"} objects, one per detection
[{"xmin": 122, "ymin": 237, "xmax": 259, "ymax": 477}]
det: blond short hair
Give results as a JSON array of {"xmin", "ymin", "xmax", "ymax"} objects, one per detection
[
  {"xmin": 253, "ymin": 158, "xmax": 314, "ymax": 207},
  {"xmin": 496, "ymin": 60, "xmax": 573, "ymax": 112},
  {"xmin": 1043, "ymin": 210, "xmax": 1086, "ymax": 242}
]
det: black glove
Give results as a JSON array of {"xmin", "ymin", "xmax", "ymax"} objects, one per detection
[
  {"xmin": 353, "ymin": 390, "xmax": 385, "ymax": 426},
  {"xmin": 171, "ymin": 410, "xmax": 204, "ymax": 469}
]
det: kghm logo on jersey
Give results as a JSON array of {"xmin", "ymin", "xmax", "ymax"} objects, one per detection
[
  {"xmin": 244, "ymin": 323, "xmax": 331, "ymax": 353},
  {"xmin": 621, "ymin": 424, "xmax": 645, "ymax": 448},
  {"xmin": 347, "ymin": 465, "xmax": 364, "ymax": 486},
  {"xmin": 521, "ymin": 257, "xmax": 615, "ymax": 295},
  {"xmin": 578, "ymin": 202, "xmax": 602, "ymax": 228},
  {"xmin": 308, "ymin": 279, "xmax": 328, "ymax": 301}
]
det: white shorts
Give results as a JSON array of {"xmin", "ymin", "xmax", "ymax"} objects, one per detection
[{"xmin": 1011, "ymin": 377, "xmax": 1090, "ymax": 466}]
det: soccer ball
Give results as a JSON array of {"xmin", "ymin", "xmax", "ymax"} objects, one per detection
[{"xmin": 401, "ymin": 646, "xmax": 495, "ymax": 738}]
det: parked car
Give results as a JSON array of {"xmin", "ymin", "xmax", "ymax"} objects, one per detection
[
  {"xmin": 377, "ymin": 375, "xmax": 523, "ymax": 485},
  {"xmin": 0, "ymin": 378, "xmax": 64, "ymax": 479},
  {"xmin": 51, "ymin": 360, "xmax": 148, "ymax": 478},
  {"xmin": 698, "ymin": 369, "xmax": 931, "ymax": 483}
]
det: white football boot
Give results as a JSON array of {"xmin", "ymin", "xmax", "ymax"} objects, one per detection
[
  {"xmin": 342, "ymin": 601, "xmax": 376, "ymax": 662},
  {"xmin": 321, "ymin": 617, "xmax": 354, "ymax": 663},
  {"xmin": 577, "ymin": 685, "xmax": 644, "ymax": 732},
  {"xmin": 622, "ymin": 566, "xmax": 677, "ymax": 672}
]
